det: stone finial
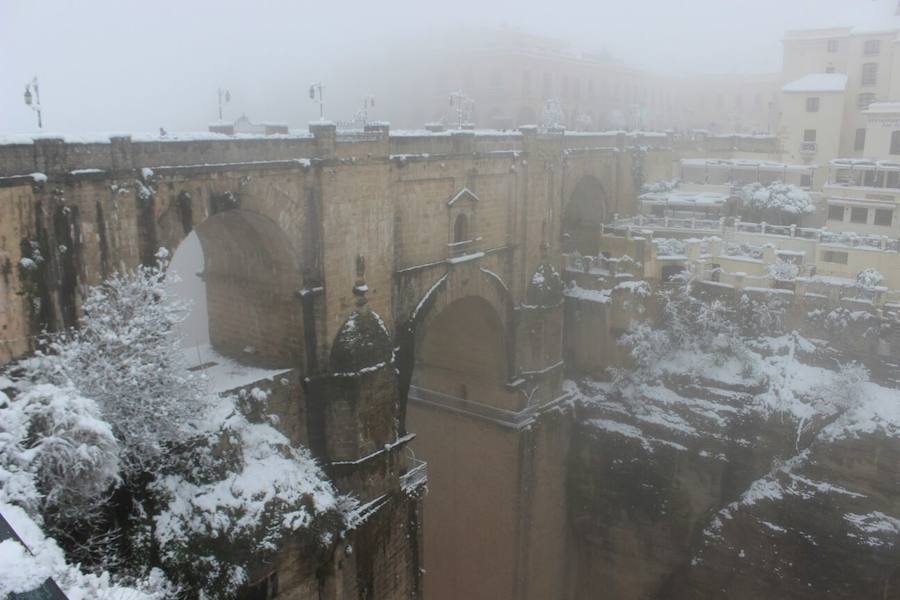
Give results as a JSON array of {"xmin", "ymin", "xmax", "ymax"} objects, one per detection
[{"xmin": 353, "ymin": 254, "xmax": 368, "ymax": 307}]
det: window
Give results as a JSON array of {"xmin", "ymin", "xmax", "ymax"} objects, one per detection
[
  {"xmin": 803, "ymin": 129, "xmax": 817, "ymax": 142},
  {"xmin": 806, "ymin": 97, "xmax": 820, "ymax": 112},
  {"xmin": 828, "ymin": 205, "xmax": 845, "ymax": 221},
  {"xmin": 822, "ymin": 250, "xmax": 849, "ymax": 264},
  {"xmin": 826, "ymin": 64, "xmax": 836, "ymax": 73},
  {"xmin": 827, "ymin": 39, "xmax": 839, "ymax": 52},
  {"xmin": 862, "ymin": 62, "xmax": 878, "ymax": 86},
  {"xmin": 855, "ymin": 128, "xmax": 867, "ymax": 151},
  {"xmin": 801, "ymin": 174, "xmax": 812, "ymax": 188},
  {"xmin": 864, "ymin": 39, "xmax": 881, "ymax": 56},
  {"xmin": 850, "ymin": 207, "xmax": 868, "ymax": 223},
  {"xmin": 891, "ymin": 131, "xmax": 900, "ymax": 155},
  {"xmin": 888, "ymin": 171, "xmax": 900, "ymax": 189},
  {"xmin": 874, "ymin": 208, "xmax": 893, "ymax": 226},
  {"xmin": 858, "ymin": 93, "xmax": 876, "ymax": 110},
  {"xmin": 453, "ymin": 213, "xmax": 468, "ymax": 243}
]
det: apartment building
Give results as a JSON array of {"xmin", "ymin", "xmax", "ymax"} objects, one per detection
[{"xmin": 779, "ymin": 1, "xmax": 900, "ymax": 163}]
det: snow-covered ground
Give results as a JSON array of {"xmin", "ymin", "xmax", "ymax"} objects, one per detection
[{"xmin": 183, "ymin": 344, "xmax": 291, "ymax": 396}]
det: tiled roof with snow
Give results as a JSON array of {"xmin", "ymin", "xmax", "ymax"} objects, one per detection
[{"xmin": 782, "ymin": 73, "xmax": 848, "ymax": 93}]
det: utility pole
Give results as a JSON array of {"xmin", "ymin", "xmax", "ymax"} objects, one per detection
[
  {"xmin": 23, "ymin": 77, "xmax": 42, "ymax": 129},
  {"xmin": 309, "ymin": 82, "xmax": 326, "ymax": 121}
]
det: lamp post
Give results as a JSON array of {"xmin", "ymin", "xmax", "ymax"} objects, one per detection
[
  {"xmin": 309, "ymin": 82, "xmax": 326, "ymax": 121},
  {"xmin": 449, "ymin": 91, "xmax": 474, "ymax": 129},
  {"xmin": 356, "ymin": 94, "xmax": 375, "ymax": 125},
  {"xmin": 23, "ymin": 77, "xmax": 42, "ymax": 129},
  {"xmin": 217, "ymin": 88, "xmax": 231, "ymax": 121}
]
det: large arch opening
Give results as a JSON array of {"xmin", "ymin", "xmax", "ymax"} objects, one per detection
[
  {"xmin": 411, "ymin": 295, "xmax": 513, "ymax": 411},
  {"xmin": 564, "ymin": 175, "xmax": 608, "ymax": 254},
  {"xmin": 167, "ymin": 209, "xmax": 303, "ymax": 372},
  {"xmin": 406, "ymin": 292, "xmax": 521, "ymax": 600}
]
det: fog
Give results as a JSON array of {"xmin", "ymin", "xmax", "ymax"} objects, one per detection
[{"xmin": 0, "ymin": 0, "xmax": 882, "ymax": 133}]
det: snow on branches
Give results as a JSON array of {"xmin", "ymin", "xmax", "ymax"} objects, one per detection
[
  {"xmin": 22, "ymin": 249, "xmax": 203, "ymax": 476},
  {"xmin": 738, "ymin": 181, "xmax": 814, "ymax": 225},
  {"xmin": 149, "ymin": 395, "xmax": 348, "ymax": 597},
  {"xmin": 857, "ymin": 268, "xmax": 885, "ymax": 289}
]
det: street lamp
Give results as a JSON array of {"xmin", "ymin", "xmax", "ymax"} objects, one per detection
[
  {"xmin": 355, "ymin": 95, "xmax": 375, "ymax": 126},
  {"xmin": 449, "ymin": 91, "xmax": 474, "ymax": 129},
  {"xmin": 24, "ymin": 77, "xmax": 42, "ymax": 129},
  {"xmin": 217, "ymin": 88, "xmax": 231, "ymax": 121},
  {"xmin": 309, "ymin": 82, "xmax": 325, "ymax": 121}
]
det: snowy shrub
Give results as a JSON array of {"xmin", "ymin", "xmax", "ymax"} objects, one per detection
[
  {"xmin": 738, "ymin": 294, "xmax": 787, "ymax": 337},
  {"xmin": 810, "ymin": 307, "xmax": 883, "ymax": 340},
  {"xmin": 810, "ymin": 362, "xmax": 870, "ymax": 413},
  {"xmin": 642, "ymin": 178, "xmax": 680, "ymax": 194},
  {"xmin": 23, "ymin": 249, "xmax": 203, "ymax": 476},
  {"xmin": 652, "ymin": 237, "xmax": 686, "ymax": 257},
  {"xmin": 148, "ymin": 396, "xmax": 348, "ymax": 598},
  {"xmin": 738, "ymin": 181, "xmax": 814, "ymax": 224},
  {"xmin": 0, "ymin": 384, "xmax": 120, "ymax": 527},
  {"xmin": 768, "ymin": 259, "xmax": 799, "ymax": 281},
  {"xmin": 617, "ymin": 279, "xmax": 754, "ymax": 386},
  {"xmin": 856, "ymin": 268, "xmax": 884, "ymax": 289},
  {"xmin": 541, "ymin": 98, "xmax": 564, "ymax": 129}
]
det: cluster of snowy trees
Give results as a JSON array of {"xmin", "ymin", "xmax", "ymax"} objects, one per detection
[
  {"xmin": 615, "ymin": 276, "xmax": 870, "ymax": 420},
  {"xmin": 737, "ymin": 181, "xmax": 814, "ymax": 225},
  {"xmin": 1, "ymin": 250, "xmax": 347, "ymax": 599}
]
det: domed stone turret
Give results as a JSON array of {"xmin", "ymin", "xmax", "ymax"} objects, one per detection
[
  {"xmin": 329, "ymin": 305, "xmax": 393, "ymax": 374},
  {"xmin": 329, "ymin": 255, "xmax": 393, "ymax": 374},
  {"xmin": 526, "ymin": 262, "xmax": 564, "ymax": 307}
]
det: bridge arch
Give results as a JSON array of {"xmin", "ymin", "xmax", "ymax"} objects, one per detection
[
  {"xmin": 564, "ymin": 174, "xmax": 608, "ymax": 254},
  {"xmin": 396, "ymin": 264, "xmax": 518, "ymax": 426},
  {"xmin": 168, "ymin": 207, "xmax": 304, "ymax": 369}
]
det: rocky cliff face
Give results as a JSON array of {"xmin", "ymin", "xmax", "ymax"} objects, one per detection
[{"xmin": 566, "ymin": 339, "xmax": 900, "ymax": 599}]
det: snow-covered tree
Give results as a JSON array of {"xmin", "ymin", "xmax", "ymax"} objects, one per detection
[
  {"xmin": 738, "ymin": 181, "xmax": 814, "ymax": 225},
  {"xmin": 22, "ymin": 249, "xmax": 203, "ymax": 476},
  {"xmin": 146, "ymin": 394, "xmax": 348, "ymax": 598},
  {"xmin": 0, "ymin": 384, "xmax": 120, "ymax": 527},
  {"xmin": 768, "ymin": 259, "xmax": 800, "ymax": 282},
  {"xmin": 857, "ymin": 268, "xmax": 885, "ymax": 289},
  {"xmin": 642, "ymin": 178, "xmax": 680, "ymax": 194},
  {"xmin": 738, "ymin": 293, "xmax": 787, "ymax": 337},
  {"xmin": 541, "ymin": 98, "xmax": 564, "ymax": 130}
]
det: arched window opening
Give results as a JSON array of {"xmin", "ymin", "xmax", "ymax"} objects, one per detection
[{"xmin": 454, "ymin": 213, "xmax": 469, "ymax": 244}]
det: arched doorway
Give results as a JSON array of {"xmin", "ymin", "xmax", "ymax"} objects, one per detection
[
  {"xmin": 167, "ymin": 209, "xmax": 303, "ymax": 370},
  {"xmin": 564, "ymin": 175, "xmax": 608, "ymax": 254}
]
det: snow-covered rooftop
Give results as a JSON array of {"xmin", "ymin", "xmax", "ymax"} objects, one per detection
[{"xmin": 782, "ymin": 73, "xmax": 848, "ymax": 93}]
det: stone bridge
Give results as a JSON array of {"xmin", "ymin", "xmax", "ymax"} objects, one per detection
[{"xmin": 0, "ymin": 124, "xmax": 671, "ymax": 599}]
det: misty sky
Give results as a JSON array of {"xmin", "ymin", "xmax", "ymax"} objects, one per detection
[{"xmin": 0, "ymin": 0, "xmax": 886, "ymax": 134}]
